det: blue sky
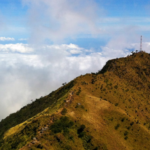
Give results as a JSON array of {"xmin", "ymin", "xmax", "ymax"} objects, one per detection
[
  {"xmin": 0, "ymin": 0, "xmax": 28, "ymax": 40},
  {"xmin": 1, "ymin": 0, "xmax": 150, "ymax": 120},
  {"xmin": 101, "ymin": 0, "xmax": 149, "ymax": 17},
  {"xmin": 1, "ymin": 0, "xmax": 150, "ymax": 47}
]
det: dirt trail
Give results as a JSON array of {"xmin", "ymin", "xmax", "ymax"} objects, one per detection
[{"xmin": 66, "ymin": 91, "xmax": 74, "ymax": 103}]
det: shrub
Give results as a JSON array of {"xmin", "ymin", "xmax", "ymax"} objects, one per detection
[
  {"xmin": 77, "ymin": 124, "xmax": 86, "ymax": 137},
  {"xmin": 78, "ymin": 131, "xmax": 86, "ymax": 138},
  {"xmin": 121, "ymin": 118, "xmax": 125, "ymax": 122},
  {"xmin": 114, "ymin": 85, "xmax": 118, "ymax": 89},
  {"xmin": 50, "ymin": 116, "xmax": 74, "ymax": 134},
  {"xmin": 124, "ymin": 131, "xmax": 128, "ymax": 136},
  {"xmin": 91, "ymin": 79, "xmax": 95, "ymax": 84},
  {"xmin": 81, "ymin": 105, "xmax": 85, "ymax": 109},
  {"xmin": 78, "ymin": 125, "xmax": 85, "ymax": 134},
  {"xmin": 130, "ymin": 122, "xmax": 134, "ymax": 126},
  {"xmin": 61, "ymin": 108, "xmax": 67, "ymax": 115},
  {"xmin": 115, "ymin": 124, "xmax": 120, "ymax": 130},
  {"xmin": 37, "ymin": 144, "xmax": 43, "ymax": 149},
  {"xmin": 127, "ymin": 126, "xmax": 130, "ymax": 130},
  {"xmin": 76, "ymin": 87, "xmax": 81, "ymax": 95},
  {"xmin": 64, "ymin": 145, "xmax": 72, "ymax": 150},
  {"xmin": 115, "ymin": 103, "xmax": 118, "ymax": 106},
  {"xmin": 69, "ymin": 136, "xmax": 74, "ymax": 141},
  {"xmin": 104, "ymin": 79, "xmax": 108, "ymax": 83}
]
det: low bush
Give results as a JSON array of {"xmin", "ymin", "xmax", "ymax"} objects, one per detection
[
  {"xmin": 115, "ymin": 124, "xmax": 120, "ymax": 130},
  {"xmin": 50, "ymin": 116, "xmax": 74, "ymax": 134},
  {"xmin": 76, "ymin": 87, "xmax": 81, "ymax": 95},
  {"xmin": 61, "ymin": 108, "xmax": 67, "ymax": 115},
  {"xmin": 77, "ymin": 124, "xmax": 86, "ymax": 138}
]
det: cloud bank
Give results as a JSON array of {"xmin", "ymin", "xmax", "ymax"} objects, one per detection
[
  {"xmin": 0, "ymin": 39, "xmax": 150, "ymax": 120},
  {"xmin": 0, "ymin": 43, "xmax": 106, "ymax": 120}
]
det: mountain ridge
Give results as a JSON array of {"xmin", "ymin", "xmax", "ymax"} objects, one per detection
[{"xmin": 0, "ymin": 51, "xmax": 150, "ymax": 150}]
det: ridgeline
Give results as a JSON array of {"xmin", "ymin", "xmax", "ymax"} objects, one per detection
[{"xmin": 0, "ymin": 51, "xmax": 150, "ymax": 150}]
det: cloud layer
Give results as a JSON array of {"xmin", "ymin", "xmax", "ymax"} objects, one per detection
[
  {"xmin": 0, "ymin": 40, "xmax": 150, "ymax": 120},
  {"xmin": 0, "ymin": 43, "xmax": 107, "ymax": 120}
]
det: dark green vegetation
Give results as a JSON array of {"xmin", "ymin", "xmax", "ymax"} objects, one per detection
[
  {"xmin": 50, "ymin": 116, "xmax": 74, "ymax": 134},
  {"xmin": 0, "ymin": 51, "xmax": 150, "ymax": 150},
  {"xmin": 61, "ymin": 108, "xmax": 67, "ymax": 115}
]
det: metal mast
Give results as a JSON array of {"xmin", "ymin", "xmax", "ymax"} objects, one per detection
[{"xmin": 140, "ymin": 35, "xmax": 142, "ymax": 51}]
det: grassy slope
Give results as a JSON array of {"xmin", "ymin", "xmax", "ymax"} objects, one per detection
[
  {"xmin": 0, "ymin": 51, "xmax": 150, "ymax": 150},
  {"xmin": 0, "ymin": 80, "xmax": 75, "ymax": 140}
]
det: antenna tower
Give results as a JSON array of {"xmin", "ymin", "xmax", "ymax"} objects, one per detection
[{"xmin": 140, "ymin": 35, "xmax": 142, "ymax": 51}]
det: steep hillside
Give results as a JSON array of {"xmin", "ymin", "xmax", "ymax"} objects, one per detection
[
  {"xmin": 0, "ymin": 51, "xmax": 150, "ymax": 150},
  {"xmin": 0, "ymin": 81, "xmax": 75, "ymax": 140}
]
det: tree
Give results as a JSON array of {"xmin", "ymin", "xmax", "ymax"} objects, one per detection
[{"xmin": 62, "ymin": 82, "xmax": 67, "ymax": 86}]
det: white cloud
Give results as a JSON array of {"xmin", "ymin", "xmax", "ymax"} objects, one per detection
[
  {"xmin": 0, "ymin": 43, "xmax": 107, "ymax": 120},
  {"xmin": 0, "ymin": 37, "xmax": 15, "ymax": 41},
  {"xmin": 45, "ymin": 43, "xmax": 89, "ymax": 55},
  {"xmin": 0, "ymin": 43, "xmax": 34, "ymax": 53}
]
